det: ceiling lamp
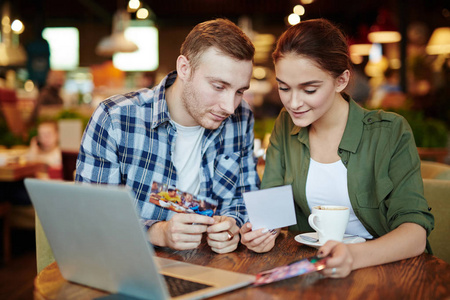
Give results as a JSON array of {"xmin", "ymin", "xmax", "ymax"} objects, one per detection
[
  {"xmin": 348, "ymin": 25, "xmax": 372, "ymax": 64},
  {"xmin": 96, "ymin": 9, "xmax": 138, "ymax": 57},
  {"xmin": 426, "ymin": 27, "xmax": 450, "ymax": 55},
  {"xmin": 349, "ymin": 25, "xmax": 372, "ymax": 55},
  {"xmin": 368, "ymin": 9, "xmax": 401, "ymax": 44}
]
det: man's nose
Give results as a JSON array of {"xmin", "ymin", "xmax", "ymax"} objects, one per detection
[{"xmin": 219, "ymin": 93, "xmax": 237, "ymax": 115}]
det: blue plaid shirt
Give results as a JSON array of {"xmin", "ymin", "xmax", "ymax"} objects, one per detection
[{"xmin": 75, "ymin": 71, "xmax": 260, "ymax": 227}]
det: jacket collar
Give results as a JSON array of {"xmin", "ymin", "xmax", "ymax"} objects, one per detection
[{"xmin": 339, "ymin": 99, "xmax": 365, "ymax": 154}]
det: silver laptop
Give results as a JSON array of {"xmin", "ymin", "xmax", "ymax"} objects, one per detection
[{"xmin": 24, "ymin": 178, "xmax": 255, "ymax": 300}]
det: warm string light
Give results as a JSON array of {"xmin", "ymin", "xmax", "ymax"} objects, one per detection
[
  {"xmin": 136, "ymin": 8, "xmax": 149, "ymax": 19},
  {"xmin": 293, "ymin": 5, "xmax": 305, "ymax": 16},
  {"xmin": 287, "ymin": 4, "xmax": 307, "ymax": 26},
  {"xmin": 11, "ymin": 19, "xmax": 24, "ymax": 34},
  {"xmin": 128, "ymin": 0, "xmax": 141, "ymax": 12},
  {"xmin": 288, "ymin": 13, "xmax": 300, "ymax": 25}
]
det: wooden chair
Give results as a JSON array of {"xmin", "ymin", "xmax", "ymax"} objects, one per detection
[
  {"xmin": 420, "ymin": 160, "xmax": 450, "ymax": 180},
  {"xmin": 423, "ymin": 178, "xmax": 450, "ymax": 264},
  {"xmin": 35, "ymin": 215, "xmax": 55, "ymax": 273}
]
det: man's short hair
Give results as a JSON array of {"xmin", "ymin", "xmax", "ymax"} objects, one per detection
[{"xmin": 180, "ymin": 18, "xmax": 255, "ymax": 72}]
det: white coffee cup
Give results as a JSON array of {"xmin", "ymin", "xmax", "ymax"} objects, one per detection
[{"xmin": 308, "ymin": 205, "xmax": 350, "ymax": 244}]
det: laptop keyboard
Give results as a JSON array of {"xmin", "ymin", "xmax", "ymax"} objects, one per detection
[{"xmin": 163, "ymin": 275, "xmax": 212, "ymax": 297}]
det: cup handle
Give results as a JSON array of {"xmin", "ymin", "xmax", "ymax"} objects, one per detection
[{"xmin": 308, "ymin": 214, "xmax": 324, "ymax": 236}]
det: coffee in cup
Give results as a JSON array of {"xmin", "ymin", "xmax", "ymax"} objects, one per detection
[{"xmin": 308, "ymin": 205, "xmax": 350, "ymax": 244}]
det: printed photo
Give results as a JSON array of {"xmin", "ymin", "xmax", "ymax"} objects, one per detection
[
  {"xmin": 149, "ymin": 181, "xmax": 218, "ymax": 217},
  {"xmin": 253, "ymin": 256, "xmax": 328, "ymax": 286}
]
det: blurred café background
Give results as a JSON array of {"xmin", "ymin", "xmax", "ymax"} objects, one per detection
[
  {"xmin": 1, "ymin": 0, "xmax": 449, "ymax": 158},
  {"xmin": 0, "ymin": 0, "xmax": 449, "ymax": 280}
]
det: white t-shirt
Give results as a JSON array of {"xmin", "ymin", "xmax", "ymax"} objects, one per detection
[
  {"xmin": 172, "ymin": 121, "xmax": 205, "ymax": 195},
  {"xmin": 306, "ymin": 158, "xmax": 373, "ymax": 239}
]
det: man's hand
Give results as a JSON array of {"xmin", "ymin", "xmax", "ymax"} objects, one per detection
[
  {"xmin": 148, "ymin": 213, "xmax": 214, "ymax": 250},
  {"xmin": 206, "ymin": 215, "xmax": 240, "ymax": 254}
]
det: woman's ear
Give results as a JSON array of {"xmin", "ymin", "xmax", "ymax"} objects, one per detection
[
  {"xmin": 176, "ymin": 55, "xmax": 191, "ymax": 81},
  {"xmin": 335, "ymin": 70, "xmax": 350, "ymax": 93}
]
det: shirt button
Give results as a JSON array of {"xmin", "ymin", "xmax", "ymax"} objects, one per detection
[
  {"xmin": 367, "ymin": 118, "xmax": 372, "ymax": 123},
  {"xmin": 339, "ymin": 149, "xmax": 343, "ymax": 154},
  {"xmin": 343, "ymin": 161, "xmax": 348, "ymax": 165}
]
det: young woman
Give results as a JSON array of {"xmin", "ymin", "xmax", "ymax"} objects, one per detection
[{"xmin": 240, "ymin": 19, "xmax": 434, "ymax": 278}]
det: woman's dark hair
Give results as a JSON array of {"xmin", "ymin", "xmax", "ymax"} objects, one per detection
[{"xmin": 272, "ymin": 19, "xmax": 352, "ymax": 79}]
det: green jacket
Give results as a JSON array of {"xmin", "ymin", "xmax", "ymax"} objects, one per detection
[{"xmin": 262, "ymin": 98, "xmax": 434, "ymax": 244}]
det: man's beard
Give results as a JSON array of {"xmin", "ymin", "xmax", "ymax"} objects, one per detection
[{"xmin": 180, "ymin": 81, "xmax": 221, "ymax": 130}]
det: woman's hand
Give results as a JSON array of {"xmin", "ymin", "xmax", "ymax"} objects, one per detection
[
  {"xmin": 318, "ymin": 240, "xmax": 354, "ymax": 278},
  {"xmin": 239, "ymin": 222, "xmax": 279, "ymax": 253},
  {"xmin": 317, "ymin": 223, "xmax": 426, "ymax": 278}
]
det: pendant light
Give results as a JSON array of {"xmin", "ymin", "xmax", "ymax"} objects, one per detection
[{"xmin": 95, "ymin": 9, "xmax": 138, "ymax": 57}]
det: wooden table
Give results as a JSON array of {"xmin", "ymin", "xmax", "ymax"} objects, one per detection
[
  {"xmin": 0, "ymin": 162, "xmax": 45, "ymax": 181},
  {"xmin": 0, "ymin": 161, "xmax": 44, "ymax": 263},
  {"xmin": 34, "ymin": 230, "xmax": 450, "ymax": 300}
]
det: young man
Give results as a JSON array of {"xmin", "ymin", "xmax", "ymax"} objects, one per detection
[{"xmin": 75, "ymin": 19, "xmax": 260, "ymax": 254}]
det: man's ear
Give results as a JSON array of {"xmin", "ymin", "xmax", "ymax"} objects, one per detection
[
  {"xmin": 335, "ymin": 69, "xmax": 350, "ymax": 93},
  {"xmin": 176, "ymin": 55, "xmax": 191, "ymax": 81}
]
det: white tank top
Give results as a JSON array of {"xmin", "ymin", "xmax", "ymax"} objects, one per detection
[
  {"xmin": 306, "ymin": 158, "xmax": 373, "ymax": 239},
  {"xmin": 172, "ymin": 121, "xmax": 205, "ymax": 195}
]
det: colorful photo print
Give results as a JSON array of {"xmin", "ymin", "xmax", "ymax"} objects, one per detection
[
  {"xmin": 149, "ymin": 181, "xmax": 218, "ymax": 217},
  {"xmin": 253, "ymin": 256, "xmax": 328, "ymax": 286}
]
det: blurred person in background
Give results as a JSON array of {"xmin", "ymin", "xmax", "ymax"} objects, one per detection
[
  {"xmin": 0, "ymin": 120, "xmax": 62, "ymax": 206},
  {"xmin": 26, "ymin": 16, "xmax": 50, "ymax": 91},
  {"xmin": 368, "ymin": 67, "xmax": 406, "ymax": 109},
  {"xmin": 28, "ymin": 71, "xmax": 66, "ymax": 128},
  {"xmin": 26, "ymin": 120, "xmax": 62, "ymax": 179},
  {"xmin": 36, "ymin": 70, "xmax": 65, "ymax": 106}
]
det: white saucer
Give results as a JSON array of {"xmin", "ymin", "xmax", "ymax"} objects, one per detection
[{"xmin": 294, "ymin": 232, "xmax": 366, "ymax": 248}]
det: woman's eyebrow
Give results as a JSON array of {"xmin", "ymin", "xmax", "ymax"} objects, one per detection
[{"xmin": 276, "ymin": 77, "xmax": 323, "ymax": 86}]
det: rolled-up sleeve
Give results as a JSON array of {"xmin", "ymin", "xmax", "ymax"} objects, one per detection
[{"xmin": 385, "ymin": 117, "xmax": 434, "ymax": 235}]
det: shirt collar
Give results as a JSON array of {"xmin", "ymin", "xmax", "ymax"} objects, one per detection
[
  {"xmin": 150, "ymin": 71, "xmax": 177, "ymax": 129},
  {"xmin": 291, "ymin": 123, "xmax": 309, "ymax": 146}
]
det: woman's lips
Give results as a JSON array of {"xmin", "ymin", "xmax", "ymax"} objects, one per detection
[{"xmin": 291, "ymin": 109, "xmax": 310, "ymax": 117}]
